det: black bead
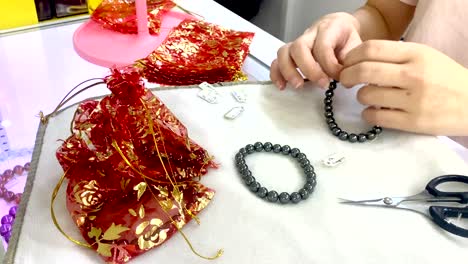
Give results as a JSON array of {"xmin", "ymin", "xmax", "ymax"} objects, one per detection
[
  {"xmin": 290, "ymin": 148, "xmax": 300, "ymax": 158},
  {"xmin": 324, "ymin": 97, "xmax": 332, "ymax": 105},
  {"xmin": 299, "ymin": 188, "xmax": 309, "ymax": 199},
  {"xmin": 298, "ymin": 157, "xmax": 308, "ymax": 166},
  {"xmin": 244, "ymin": 176, "xmax": 255, "ymax": 185},
  {"xmin": 273, "ymin": 144, "xmax": 282, "ymax": 153},
  {"xmin": 325, "ymin": 90, "xmax": 334, "ymax": 97},
  {"xmin": 239, "ymin": 148, "xmax": 247, "ymax": 155},
  {"xmin": 235, "ymin": 153, "xmax": 243, "ymax": 160},
  {"xmin": 281, "ymin": 145, "xmax": 291, "ymax": 155},
  {"xmin": 326, "ymin": 117, "xmax": 335, "ymax": 124},
  {"xmin": 235, "ymin": 157, "xmax": 244, "ymax": 165},
  {"xmin": 249, "ymin": 182, "xmax": 260, "ymax": 192},
  {"xmin": 307, "ymin": 177, "xmax": 317, "ymax": 186},
  {"xmin": 348, "ymin": 133, "xmax": 358, "ymax": 143},
  {"xmin": 358, "ymin": 133, "xmax": 367, "ymax": 142},
  {"xmin": 332, "ymin": 127, "xmax": 341, "ymax": 136},
  {"xmin": 263, "ymin": 142, "xmax": 273, "ymax": 152},
  {"xmin": 306, "ymin": 171, "xmax": 316, "ymax": 180},
  {"xmin": 246, "ymin": 144, "xmax": 255, "ymax": 154},
  {"xmin": 241, "ymin": 170, "xmax": 252, "ymax": 178},
  {"xmin": 300, "ymin": 159, "xmax": 310, "ymax": 168},
  {"xmin": 330, "ymin": 80, "xmax": 337, "ymax": 88},
  {"xmin": 373, "ymin": 126, "xmax": 382, "ymax": 134},
  {"xmin": 324, "ymin": 105, "xmax": 332, "ymax": 112},
  {"xmin": 296, "ymin": 153, "xmax": 307, "ymax": 161},
  {"xmin": 304, "ymin": 165, "xmax": 314, "ymax": 174},
  {"xmin": 328, "ymin": 122, "xmax": 338, "ymax": 129},
  {"xmin": 267, "ymin": 191, "xmax": 279, "ymax": 202},
  {"xmin": 254, "ymin": 142, "xmax": 263, "ymax": 152},
  {"xmin": 279, "ymin": 192, "xmax": 291, "ymax": 204},
  {"xmin": 338, "ymin": 131, "xmax": 349, "ymax": 141},
  {"xmin": 325, "ymin": 111, "xmax": 333, "ymax": 118},
  {"xmin": 236, "ymin": 160, "xmax": 245, "ymax": 168},
  {"xmin": 257, "ymin": 187, "xmax": 268, "ymax": 198},
  {"xmin": 290, "ymin": 192, "xmax": 301, "ymax": 203},
  {"xmin": 366, "ymin": 132, "xmax": 376, "ymax": 140},
  {"xmin": 304, "ymin": 183, "xmax": 315, "ymax": 192},
  {"xmin": 238, "ymin": 164, "xmax": 248, "ymax": 172}
]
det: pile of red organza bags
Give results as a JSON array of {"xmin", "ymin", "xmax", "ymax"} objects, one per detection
[{"xmin": 91, "ymin": 0, "xmax": 255, "ymax": 85}]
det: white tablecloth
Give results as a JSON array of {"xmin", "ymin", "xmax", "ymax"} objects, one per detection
[{"xmin": 6, "ymin": 81, "xmax": 468, "ymax": 264}]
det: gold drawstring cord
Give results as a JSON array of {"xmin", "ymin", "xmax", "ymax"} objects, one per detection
[
  {"xmin": 50, "ymin": 168, "xmax": 93, "ymax": 249},
  {"xmin": 144, "ymin": 101, "xmax": 203, "ymax": 225},
  {"xmin": 40, "ymin": 78, "xmax": 104, "ymax": 124},
  {"xmin": 112, "ymin": 140, "xmax": 223, "ymax": 260},
  {"xmin": 140, "ymin": 99, "xmax": 221, "ymax": 258},
  {"xmin": 49, "ymin": 76, "xmax": 221, "ymax": 259},
  {"xmin": 174, "ymin": 2, "xmax": 205, "ymax": 20}
]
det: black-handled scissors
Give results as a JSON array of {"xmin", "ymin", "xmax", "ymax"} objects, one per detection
[{"xmin": 340, "ymin": 174, "xmax": 468, "ymax": 238}]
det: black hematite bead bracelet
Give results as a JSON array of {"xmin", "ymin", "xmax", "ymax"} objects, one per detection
[
  {"xmin": 235, "ymin": 142, "xmax": 317, "ymax": 204},
  {"xmin": 325, "ymin": 80, "xmax": 382, "ymax": 143}
]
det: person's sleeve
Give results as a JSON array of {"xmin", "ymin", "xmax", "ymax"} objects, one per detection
[{"xmin": 400, "ymin": 0, "xmax": 418, "ymax": 6}]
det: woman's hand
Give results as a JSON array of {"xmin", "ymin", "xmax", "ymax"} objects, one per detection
[
  {"xmin": 340, "ymin": 40, "xmax": 468, "ymax": 136},
  {"xmin": 270, "ymin": 12, "xmax": 362, "ymax": 90}
]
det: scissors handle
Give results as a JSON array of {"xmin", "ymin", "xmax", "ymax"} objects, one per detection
[
  {"xmin": 426, "ymin": 174, "xmax": 468, "ymax": 203},
  {"xmin": 429, "ymin": 206, "xmax": 468, "ymax": 238}
]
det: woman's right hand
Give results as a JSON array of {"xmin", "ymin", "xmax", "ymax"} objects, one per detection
[{"xmin": 270, "ymin": 12, "xmax": 363, "ymax": 90}]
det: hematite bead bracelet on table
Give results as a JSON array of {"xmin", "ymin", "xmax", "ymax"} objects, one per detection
[
  {"xmin": 324, "ymin": 80, "xmax": 382, "ymax": 143},
  {"xmin": 235, "ymin": 142, "xmax": 316, "ymax": 204}
]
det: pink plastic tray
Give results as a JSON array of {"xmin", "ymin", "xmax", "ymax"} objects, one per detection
[{"xmin": 73, "ymin": 7, "xmax": 193, "ymax": 68}]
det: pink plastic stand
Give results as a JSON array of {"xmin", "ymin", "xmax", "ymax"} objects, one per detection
[{"xmin": 73, "ymin": 0, "xmax": 193, "ymax": 68}]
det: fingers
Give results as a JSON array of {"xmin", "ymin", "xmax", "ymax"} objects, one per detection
[
  {"xmin": 271, "ymin": 32, "xmax": 330, "ymax": 89},
  {"xmin": 336, "ymin": 30, "xmax": 362, "ymax": 63},
  {"xmin": 340, "ymin": 61, "xmax": 409, "ymax": 88},
  {"xmin": 270, "ymin": 59, "xmax": 287, "ymax": 90},
  {"xmin": 312, "ymin": 25, "xmax": 342, "ymax": 79},
  {"xmin": 362, "ymin": 107, "xmax": 413, "ymax": 131},
  {"xmin": 276, "ymin": 43, "xmax": 304, "ymax": 88},
  {"xmin": 271, "ymin": 17, "xmax": 366, "ymax": 90},
  {"xmin": 343, "ymin": 40, "xmax": 412, "ymax": 68},
  {"xmin": 357, "ymin": 85, "xmax": 412, "ymax": 110},
  {"xmin": 290, "ymin": 32, "xmax": 329, "ymax": 84}
]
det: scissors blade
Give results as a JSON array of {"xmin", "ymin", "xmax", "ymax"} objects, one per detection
[
  {"xmin": 340, "ymin": 192, "xmax": 462, "ymax": 208},
  {"xmin": 338, "ymin": 197, "xmax": 389, "ymax": 207}
]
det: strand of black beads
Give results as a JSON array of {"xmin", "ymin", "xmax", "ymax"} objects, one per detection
[
  {"xmin": 324, "ymin": 80, "xmax": 382, "ymax": 143},
  {"xmin": 235, "ymin": 142, "xmax": 317, "ymax": 204}
]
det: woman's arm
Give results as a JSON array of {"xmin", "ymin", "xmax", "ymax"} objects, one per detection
[{"xmin": 353, "ymin": 0, "xmax": 416, "ymax": 41}]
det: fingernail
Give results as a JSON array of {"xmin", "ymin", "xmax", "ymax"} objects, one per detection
[
  {"xmin": 292, "ymin": 79, "xmax": 302, "ymax": 89},
  {"xmin": 317, "ymin": 78, "xmax": 329, "ymax": 89},
  {"xmin": 276, "ymin": 81, "xmax": 285, "ymax": 90}
]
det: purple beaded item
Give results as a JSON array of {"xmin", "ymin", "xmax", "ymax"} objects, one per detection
[{"xmin": 0, "ymin": 162, "xmax": 29, "ymax": 245}]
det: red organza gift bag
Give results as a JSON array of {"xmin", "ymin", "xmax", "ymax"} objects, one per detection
[
  {"xmin": 54, "ymin": 69, "xmax": 221, "ymax": 263},
  {"xmin": 135, "ymin": 19, "xmax": 255, "ymax": 85},
  {"xmin": 91, "ymin": 0, "xmax": 176, "ymax": 35}
]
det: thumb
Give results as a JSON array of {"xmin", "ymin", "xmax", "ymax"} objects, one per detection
[{"xmin": 337, "ymin": 31, "xmax": 362, "ymax": 64}]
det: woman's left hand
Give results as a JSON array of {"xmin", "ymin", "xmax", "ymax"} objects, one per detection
[{"xmin": 339, "ymin": 40, "xmax": 468, "ymax": 136}]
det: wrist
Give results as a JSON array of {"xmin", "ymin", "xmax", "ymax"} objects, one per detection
[{"xmin": 352, "ymin": 4, "xmax": 392, "ymax": 41}]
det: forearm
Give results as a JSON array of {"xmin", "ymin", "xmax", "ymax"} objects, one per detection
[{"xmin": 351, "ymin": 0, "xmax": 416, "ymax": 41}]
